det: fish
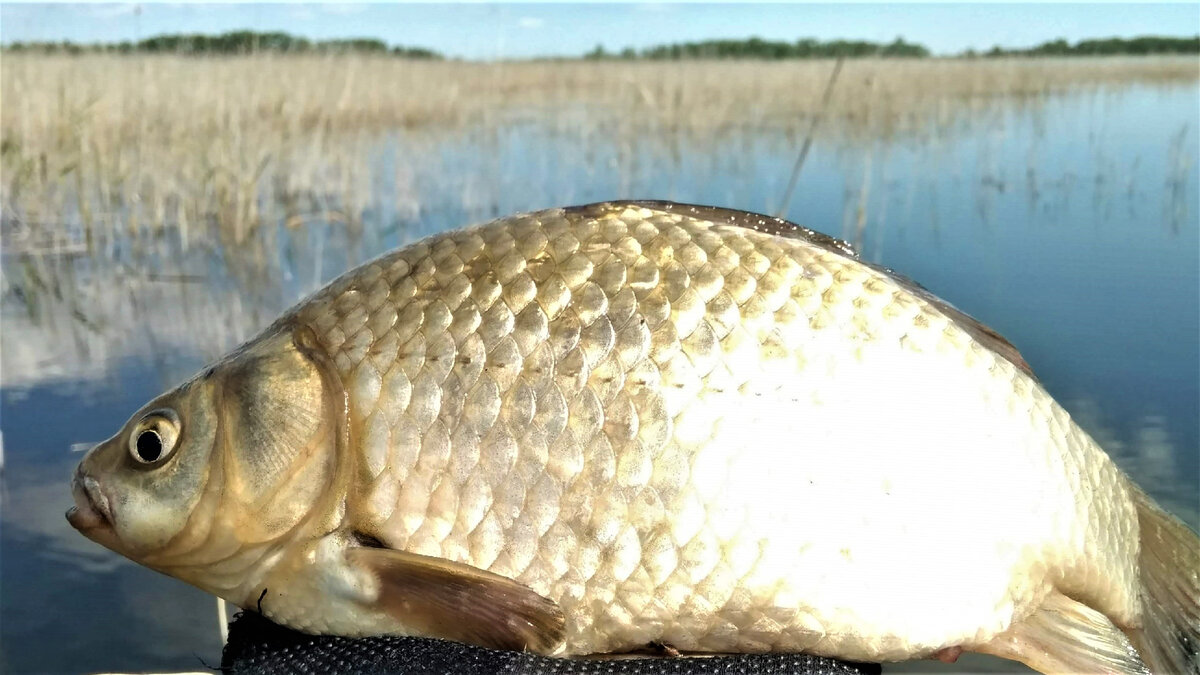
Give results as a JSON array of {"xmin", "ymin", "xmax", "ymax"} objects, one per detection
[{"xmin": 68, "ymin": 201, "xmax": 1199, "ymax": 673}]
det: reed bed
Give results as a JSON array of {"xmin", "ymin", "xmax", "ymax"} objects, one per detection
[{"xmin": 2, "ymin": 54, "xmax": 1197, "ymax": 248}]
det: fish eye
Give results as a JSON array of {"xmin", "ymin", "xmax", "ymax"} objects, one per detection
[
  {"xmin": 128, "ymin": 411, "xmax": 180, "ymax": 465},
  {"xmin": 136, "ymin": 430, "xmax": 162, "ymax": 462}
]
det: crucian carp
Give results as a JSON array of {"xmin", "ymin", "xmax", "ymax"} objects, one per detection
[{"xmin": 68, "ymin": 201, "xmax": 1199, "ymax": 673}]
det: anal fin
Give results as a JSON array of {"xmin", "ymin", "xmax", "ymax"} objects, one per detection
[
  {"xmin": 346, "ymin": 546, "xmax": 566, "ymax": 654},
  {"xmin": 976, "ymin": 592, "xmax": 1149, "ymax": 674}
]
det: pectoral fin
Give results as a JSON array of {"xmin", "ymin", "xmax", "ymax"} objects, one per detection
[
  {"xmin": 976, "ymin": 591, "xmax": 1149, "ymax": 674},
  {"xmin": 346, "ymin": 546, "xmax": 566, "ymax": 654}
]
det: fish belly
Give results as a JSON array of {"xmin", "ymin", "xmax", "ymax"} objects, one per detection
[{"xmin": 295, "ymin": 204, "xmax": 1141, "ymax": 659}]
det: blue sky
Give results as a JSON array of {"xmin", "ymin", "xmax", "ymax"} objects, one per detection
[{"xmin": 1, "ymin": 3, "xmax": 1197, "ymax": 59}]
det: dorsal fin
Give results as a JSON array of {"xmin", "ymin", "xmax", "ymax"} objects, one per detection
[
  {"xmin": 573, "ymin": 200, "xmax": 1036, "ymax": 380},
  {"xmin": 872, "ymin": 265, "xmax": 1036, "ymax": 379}
]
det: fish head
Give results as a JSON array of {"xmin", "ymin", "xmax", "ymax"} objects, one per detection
[
  {"xmin": 67, "ymin": 325, "xmax": 346, "ymax": 596},
  {"xmin": 67, "ymin": 375, "xmax": 219, "ymax": 556}
]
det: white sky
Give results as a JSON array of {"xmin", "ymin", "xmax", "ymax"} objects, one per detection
[{"xmin": 1, "ymin": 3, "xmax": 1197, "ymax": 59}]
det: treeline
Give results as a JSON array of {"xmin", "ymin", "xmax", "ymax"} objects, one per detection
[
  {"xmin": 3, "ymin": 30, "xmax": 1197, "ymax": 60},
  {"xmin": 592, "ymin": 34, "xmax": 1199, "ymax": 60},
  {"xmin": 974, "ymin": 35, "xmax": 1200, "ymax": 57},
  {"xmin": 2, "ymin": 30, "xmax": 440, "ymax": 58},
  {"xmin": 587, "ymin": 37, "xmax": 929, "ymax": 60}
]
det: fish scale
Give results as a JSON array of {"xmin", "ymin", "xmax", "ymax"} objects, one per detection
[
  {"xmin": 276, "ymin": 202, "xmax": 1134, "ymax": 658},
  {"xmin": 69, "ymin": 202, "xmax": 1199, "ymax": 674}
]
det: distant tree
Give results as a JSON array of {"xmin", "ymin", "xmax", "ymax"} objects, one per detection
[
  {"xmin": 880, "ymin": 37, "xmax": 929, "ymax": 57},
  {"xmin": 1030, "ymin": 38, "xmax": 1071, "ymax": 56},
  {"xmin": 0, "ymin": 30, "xmax": 442, "ymax": 58},
  {"xmin": 320, "ymin": 38, "xmax": 388, "ymax": 54},
  {"xmin": 636, "ymin": 36, "xmax": 930, "ymax": 60},
  {"xmin": 4, "ymin": 30, "xmax": 1195, "ymax": 60},
  {"xmin": 390, "ymin": 46, "xmax": 439, "ymax": 59},
  {"xmin": 979, "ymin": 35, "xmax": 1198, "ymax": 57}
]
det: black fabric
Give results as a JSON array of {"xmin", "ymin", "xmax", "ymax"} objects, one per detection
[{"xmin": 222, "ymin": 612, "xmax": 882, "ymax": 675}]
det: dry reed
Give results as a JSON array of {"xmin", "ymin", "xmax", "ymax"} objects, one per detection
[{"xmin": 2, "ymin": 54, "xmax": 1197, "ymax": 247}]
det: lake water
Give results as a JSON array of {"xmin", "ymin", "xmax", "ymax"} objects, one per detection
[{"xmin": 2, "ymin": 84, "xmax": 1196, "ymax": 673}]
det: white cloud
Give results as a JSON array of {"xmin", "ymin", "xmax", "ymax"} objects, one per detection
[
  {"xmin": 88, "ymin": 4, "xmax": 140, "ymax": 19},
  {"xmin": 518, "ymin": 16, "xmax": 545, "ymax": 30},
  {"xmin": 290, "ymin": 7, "xmax": 317, "ymax": 21},
  {"xmin": 320, "ymin": 3, "xmax": 368, "ymax": 16}
]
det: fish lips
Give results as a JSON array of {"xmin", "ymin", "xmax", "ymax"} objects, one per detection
[{"xmin": 66, "ymin": 471, "xmax": 122, "ymax": 550}]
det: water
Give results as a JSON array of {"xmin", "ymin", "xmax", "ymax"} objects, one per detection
[{"xmin": 2, "ymin": 85, "xmax": 1197, "ymax": 674}]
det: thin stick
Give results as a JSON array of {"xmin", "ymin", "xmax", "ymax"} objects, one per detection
[
  {"xmin": 217, "ymin": 597, "xmax": 229, "ymax": 644},
  {"xmin": 776, "ymin": 57, "xmax": 845, "ymax": 219}
]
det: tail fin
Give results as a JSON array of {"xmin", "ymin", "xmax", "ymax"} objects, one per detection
[{"xmin": 1129, "ymin": 488, "xmax": 1200, "ymax": 674}]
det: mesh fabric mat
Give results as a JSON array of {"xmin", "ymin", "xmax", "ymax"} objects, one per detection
[{"xmin": 221, "ymin": 612, "xmax": 882, "ymax": 675}]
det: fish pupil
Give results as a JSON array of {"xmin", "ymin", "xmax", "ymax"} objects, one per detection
[{"xmin": 136, "ymin": 430, "xmax": 163, "ymax": 462}]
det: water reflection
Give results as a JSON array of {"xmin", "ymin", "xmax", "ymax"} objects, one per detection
[
  {"xmin": 1, "ymin": 85, "xmax": 1197, "ymax": 673},
  {"xmin": 1069, "ymin": 399, "xmax": 1199, "ymax": 529}
]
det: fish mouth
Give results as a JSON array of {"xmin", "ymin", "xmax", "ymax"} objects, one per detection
[{"xmin": 67, "ymin": 472, "xmax": 114, "ymax": 534}]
